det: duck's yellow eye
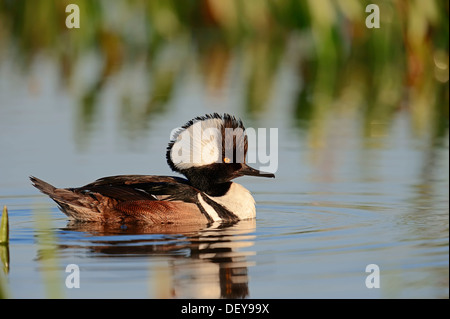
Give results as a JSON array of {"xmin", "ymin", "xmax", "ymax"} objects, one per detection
[{"xmin": 224, "ymin": 157, "xmax": 231, "ymax": 163}]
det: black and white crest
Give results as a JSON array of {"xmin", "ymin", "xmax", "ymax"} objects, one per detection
[{"xmin": 166, "ymin": 113, "xmax": 248, "ymax": 174}]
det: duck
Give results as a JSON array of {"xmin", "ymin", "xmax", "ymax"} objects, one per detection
[{"xmin": 30, "ymin": 113, "xmax": 274, "ymax": 225}]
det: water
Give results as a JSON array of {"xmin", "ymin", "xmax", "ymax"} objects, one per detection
[{"xmin": 0, "ymin": 14, "xmax": 448, "ymax": 297}]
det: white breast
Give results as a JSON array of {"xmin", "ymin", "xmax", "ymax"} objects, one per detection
[{"xmin": 201, "ymin": 183, "xmax": 256, "ymax": 221}]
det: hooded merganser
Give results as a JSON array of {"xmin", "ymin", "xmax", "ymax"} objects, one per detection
[{"xmin": 30, "ymin": 113, "xmax": 274, "ymax": 225}]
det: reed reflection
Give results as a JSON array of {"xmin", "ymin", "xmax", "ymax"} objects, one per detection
[{"xmin": 1, "ymin": 0, "xmax": 447, "ymax": 146}]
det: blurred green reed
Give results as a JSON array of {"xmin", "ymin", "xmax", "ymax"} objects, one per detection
[
  {"xmin": 0, "ymin": 206, "xmax": 9, "ymax": 275},
  {"xmin": 0, "ymin": 206, "xmax": 9, "ymax": 298},
  {"xmin": 0, "ymin": 205, "xmax": 65, "ymax": 298},
  {"xmin": 0, "ymin": 206, "xmax": 8, "ymax": 245},
  {"xmin": 32, "ymin": 206, "xmax": 65, "ymax": 299},
  {"xmin": 0, "ymin": 0, "xmax": 448, "ymax": 146}
]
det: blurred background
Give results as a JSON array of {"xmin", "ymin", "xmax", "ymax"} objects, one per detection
[
  {"xmin": 0, "ymin": 0, "xmax": 448, "ymax": 146},
  {"xmin": 0, "ymin": 0, "xmax": 448, "ymax": 298}
]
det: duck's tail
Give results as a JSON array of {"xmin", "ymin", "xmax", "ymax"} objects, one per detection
[
  {"xmin": 30, "ymin": 176, "xmax": 57, "ymax": 197},
  {"xmin": 30, "ymin": 176, "xmax": 102, "ymax": 222}
]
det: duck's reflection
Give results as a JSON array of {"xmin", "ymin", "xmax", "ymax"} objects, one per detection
[{"xmin": 61, "ymin": 219, "xmax": 256, "ymax": 298}]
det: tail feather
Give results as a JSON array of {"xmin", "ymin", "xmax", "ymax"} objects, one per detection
[
  {"xmin": 30, "ymin": 176, "xmax": 102, "ymax": 222},
  {"xmin": 30, "ymin": 176, "xmax": 57, "ymax": 197},
  {"xmin": 30, "ymin": 176, "xmax": 80, "ymax": 202}
]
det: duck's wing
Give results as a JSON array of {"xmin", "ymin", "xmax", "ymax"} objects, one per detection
[
  {"xmin": 78, "ymin": 175, "xmax": 199, "ymax": 203},
  {"xmin": 77, "ymin": 175, "xmax": 209, "ymax": 224}
]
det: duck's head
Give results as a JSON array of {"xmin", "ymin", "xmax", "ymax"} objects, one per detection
[{"xmin": 166, "ymin": 113, "xmax": 274, "ymax": 194}]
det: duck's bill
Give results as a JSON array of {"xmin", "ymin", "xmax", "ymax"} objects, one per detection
[{"xmin": 238, "ymin": 164, "xmax": 275, "ymax": 178}]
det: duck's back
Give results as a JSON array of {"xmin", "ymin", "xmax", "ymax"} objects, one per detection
[{"xmin": 30, "ymin": 175, "xmax": 209, "ymax": 225}]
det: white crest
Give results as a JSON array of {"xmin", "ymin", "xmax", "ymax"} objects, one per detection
[{"xmin": 170, "ymin": 118, "xmax": 223, "ymax": 169}]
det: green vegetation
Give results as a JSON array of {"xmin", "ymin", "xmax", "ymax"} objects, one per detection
[
  {"xmin": 0, "ymin": 206, "xmax": 8, "ymax": 245},
  {"xmin": 0, "ymin": 206, "xmax": 9, "ymax": 298},
  {"xmin": 32, "ymin": 207, "xmax": 65, "ymax": 299},
  {"xmin": 0, "ymin": 0, "xmax": 447, "ymax": 149},
  {"xmin": 0, "ymin": 1, "xmax": 447, "ymax": 147}
]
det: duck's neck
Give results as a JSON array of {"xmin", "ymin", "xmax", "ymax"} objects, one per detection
[
  {"xmin": 197, "ymin": 182, "xmax": 256, "ymax": 222},
  {"xmin": 186, "ymin": 173, "xmax": 232, "ymax": 196}
]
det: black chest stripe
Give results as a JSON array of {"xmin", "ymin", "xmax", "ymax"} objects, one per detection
[
  {"xmin": 196, "ymin": 201, "xmax": 214, "ymax": 223},
  {"xmin": 199, "ymin": 193, "xmax": 239, "ymax": 223}
]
